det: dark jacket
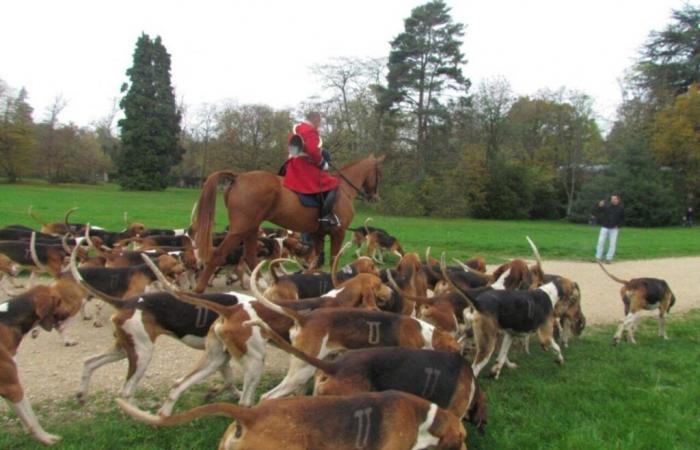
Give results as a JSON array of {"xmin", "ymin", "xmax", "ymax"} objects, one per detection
[{"xmin": 597, "ymin": 202, "xmax": 625, "ymax": 228}]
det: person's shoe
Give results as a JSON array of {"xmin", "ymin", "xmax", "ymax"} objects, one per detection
[
  {"xmin": 594, "ymin": 258, "xmax": 602, "ymax": 263},
  {"xmin": 318, "ymin": 214, "xmax": 340, "ymax": 232},
  {"xmin": 604, "ymin": 259, "xmax": 613, "ymax": 265}
]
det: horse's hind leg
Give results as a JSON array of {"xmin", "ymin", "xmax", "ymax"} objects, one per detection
[
  {"xmin": 195, "ymin": 232, "xmax": 244, "ymax": 292},
  {"xmin": 243, "ymin": 232, "xmax": 259, "ymax": 274}
]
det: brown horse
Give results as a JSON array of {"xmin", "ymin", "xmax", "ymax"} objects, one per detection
[{"xmin": 192, "ymin": 154, "xmax": 385, "ymax": 292}]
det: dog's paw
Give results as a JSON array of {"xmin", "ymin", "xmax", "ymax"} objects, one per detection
[
  {"xmin": 75, "ymin": 392, "xmax": 86, "ymax": 405},
  {"xmin": 93, "ymin": 321, "xmax": 104, "ymax": 328},
  {"xmin": 37, "ymin": 432, "xmax": 62, "ymax": 446},
  {"xmin": 63, "ymin": 339, "xmax": 79, "ymax": 347},
  {"xmin": 30, "ymin": 329, "xmax": 40, "ymax": 339},
  {"xmin": 203, "ymin": 387, "xmax": 222, "ymax": 402},
  {"xmin": 82, "ymin": 315, "xmax": 93, "ymax": 321}
]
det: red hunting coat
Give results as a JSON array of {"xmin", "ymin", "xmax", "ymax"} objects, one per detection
[{"xmin": 283, "ymin": 121, "xmax": 339, "ymax": 194}]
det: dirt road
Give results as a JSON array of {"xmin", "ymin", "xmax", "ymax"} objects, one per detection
[{"xmin": 3, "ymin": 256, "xmax": 699, "ymax": 408}]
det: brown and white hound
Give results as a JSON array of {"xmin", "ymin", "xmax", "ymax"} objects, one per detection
[
  {"xmin": 1, "ymin": 283, "xmax": 73, "ymax": 444},
  {"xmin": 597, "ymin": 262, "xmax": 676, "ymax": 345},
  {"xmin": 249, "ymin": 318, "xmax": 488, "ymax": 433},
  {"xmin": 248, "ymin": 262, "xmax": 461, "ymax": 400},
  {"xmin": 142, "ymin": 256, "xmax": 391, "ymax": 415},
  {"xmin": 441, "ymin": 253, "xmax": 565, "ymax": 379},
  {"xmin": 67, "ymin": 250, "xmax": 244, "ymax": 404},
  {"xmin": 117, "ymin": 390, "xmax": 468, "ymax": 450}
]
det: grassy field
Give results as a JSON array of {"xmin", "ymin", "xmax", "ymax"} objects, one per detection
[
  {"xmin": 2, "ymin": 311, "xmax": 699, "ymax": 449},
  {"xmin": 1, "ymin": 181, "xmax": 699, "ymax": 262}
]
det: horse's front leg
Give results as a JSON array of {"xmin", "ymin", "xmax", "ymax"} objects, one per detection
[
  {"xmin": 312, "ymin": 235, "xmax": 325, "ymax": 268},
  {"xmin": 329, "ymin": 230, "xmax": 346, "ymax": 265}
]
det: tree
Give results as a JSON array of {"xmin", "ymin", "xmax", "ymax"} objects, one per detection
[
  {"xmin": 37, "ymin": 96, "xmax": 66, "ymax": 182},
  {"xmin": 94, "ymin": 98, "xmax": 121, "ymax": 169},
  {"xmin": 310, "ymin": 57, "xmax": 390, "ymax": 161},
  {"xmin": 545, "ymin": 90, "xmax": 604, "ymax": 216},
  {"xmin": 0, "ymin": 85, "xmax": 36, "ymax": 182},
  {"xmin": 214, "ymin": 103, "xmax": 291, "ymax": 173},
  {"xmin": 380, "ymin": 0, "xmax": 469, "ymax": 170},
  {"xmin": 118, "ymin": 33, "xmax": 183, "ymax": 190},
  {"xmin": 634, "ymin": 4, "xmax": 700, "ymax": 104},
  {"xmin": 474, "ymin": 77, "xmax": 514, "ymax": 163},
  {"xmin": 651, "ymin": 83, "xmax": 700, "ymax": 197}
]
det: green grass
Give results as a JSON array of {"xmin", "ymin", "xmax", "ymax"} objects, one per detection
[
  {"xmin": 1, "ymin": 181, "xmax": 699, "ymax": 262},
  {"xmin": 2, "ymin": 181, "xmax": 699, "ymax": 448},
  {"xmin": 2, "ymin": 311, "xmax": 699, "ymax": 449}
]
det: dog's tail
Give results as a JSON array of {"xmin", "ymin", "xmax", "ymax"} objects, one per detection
[
  {"xmin": 245, "ymin": 319, "xmax": 337, "ymax": 375},
  {"xmin": 331, "ymin": 241, "xmax": 352, "ymax": 288},
  {"xmin": 140, "ymin": 254, "xmax": 231, "ymax": 317},
  {"xmin": 29, "ymin": 232, "xmax": 53, "ymax": 276},
  {"xmin": 249, "ymin": 260, "xmax": 304, "ymax": 324},
  {"xmin": 526, "ymin": 236, "xmax": 545, "ymax": 285},
  {"xmin": 63, "ymin": 207, "xmax": 79, "ymax": 237},
  {"xmin": 386, "ymin": 268, "xmax": 434, "ymax": 305},
  {"xmin": 69, "ymin": 241, "xmax": 126, "ymax": 308},
  {"xmin": 440, "ymin": 253, "xmax": 478, "ymax": 310},
  {"xmin": 268, "ymin": 259, "xmax": 283, "ymax": 284},
  {"xmin": 268, "ymin": 258, "xmax": 301, "ymax": 284},
  {"xmin": 423, "ymin": 247, "xmax": 442, "ymax": 281},
  {"xmin": 596, "ymin": 261, "xmax": 629, "ymax": 285},
  {"xmin": 363, "ymin": 217, "xmax": 372, "ymax": 235},
  {"xmin": 28, "ymin": 206, "xmax": 47, "ymax": 228},
  {"xmin": 116, "ymin": 398, "xmax": 255, "ymax": 428}
]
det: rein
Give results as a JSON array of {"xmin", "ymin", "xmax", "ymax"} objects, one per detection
[{"xmin": 328, "ymin": 161, "xmax": 370, "ymax": 201}]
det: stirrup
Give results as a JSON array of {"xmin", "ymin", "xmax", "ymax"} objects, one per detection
[{"xmin": 318, "ymin": 214, "xmax": 340, "ymax": 229}]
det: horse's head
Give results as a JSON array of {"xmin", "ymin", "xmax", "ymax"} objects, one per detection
[{"xmin": 362, "ymin": 154, "xmax": 385, "ymax": 203}]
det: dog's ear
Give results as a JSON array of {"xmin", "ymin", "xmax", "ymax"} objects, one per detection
[
  {"xmin": 34, "ymin": 292, "xmax": 61, "ymax": 331},
  {"xmin": 468, "ymin": 385, "xmax": 488, "ymax": 435},
  {"xmin": 361, "ymin": 285, "xmax": 379, "ymax": 310},
  {"xmin": 430, "ymin": 409, "xmax": 467, "ymax": 449}
]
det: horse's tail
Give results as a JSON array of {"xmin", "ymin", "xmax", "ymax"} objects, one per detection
[{"xmin": 195, "ymin": 170, "xmax": 237, "ymax": 263}]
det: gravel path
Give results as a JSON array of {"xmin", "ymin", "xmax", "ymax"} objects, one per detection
[{"xmin": 3, "ymin": 256, "xmax": 699, "ymax": 409}]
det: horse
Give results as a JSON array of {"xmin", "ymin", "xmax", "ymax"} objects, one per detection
[{"xmin": 192, "ymin": 154, "xmax": 385, "ymax": 293}]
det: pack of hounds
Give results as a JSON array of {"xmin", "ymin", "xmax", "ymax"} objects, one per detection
[{"xmin": 0, "ymin": 208, "xmax": 677, "ymax": 448}]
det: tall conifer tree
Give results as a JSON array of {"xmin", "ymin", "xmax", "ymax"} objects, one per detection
[{"xmin": 118, "ymin": 33, "xmax": 182, "ymax": 190}]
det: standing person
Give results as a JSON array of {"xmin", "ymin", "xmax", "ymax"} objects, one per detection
[
  {"xmin": 595, "ymin": 195, "xmax": 625, "ymax": 264},
  {"xmin": 684, "ymin": 207, "xmax": 694, "ymax": 227}
]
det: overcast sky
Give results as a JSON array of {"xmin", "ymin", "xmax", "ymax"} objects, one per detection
[{"xmin": 0, "ymin": 0, "xmax": 689, "ymax": 129}]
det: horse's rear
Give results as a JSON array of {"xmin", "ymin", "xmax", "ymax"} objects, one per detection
[{"xmin": 193, "ymin": 170, "xmax": 320, "ymax": 292}]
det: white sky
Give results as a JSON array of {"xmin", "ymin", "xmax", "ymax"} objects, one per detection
[{"xmin": 0, "ymin": 0, "xmax": 689, "ymax": 129}]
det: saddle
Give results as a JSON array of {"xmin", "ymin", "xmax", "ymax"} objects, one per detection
[{"xmin": 297, "ymin": 192, "xmax": 323, "ymax": 208}]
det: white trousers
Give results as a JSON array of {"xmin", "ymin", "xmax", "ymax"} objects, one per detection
[{"xmin": 596, "ymin": 227, "xmax": 619, "ymax": 261}]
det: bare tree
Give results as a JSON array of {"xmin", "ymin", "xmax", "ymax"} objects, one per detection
[
  {"xmin": 193, "ymin": 103, "xmax": 218, "ymax": 178},
  {"xmin": 39, "ymin": 95, "xmax": 67, "ymax": 182},
  {"xmin": 474, "ymin": 77, "xmax": 514, "ymax": 162}
]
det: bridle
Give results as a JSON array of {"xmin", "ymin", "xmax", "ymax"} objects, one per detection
[{"xmin": 328, "ymin": 160, "xmax": 380, "ymax": 202}]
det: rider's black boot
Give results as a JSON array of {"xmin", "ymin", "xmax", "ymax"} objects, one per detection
[{"xmin": 318, "ymin": 188, "xmax": 340, "ymax": 231}]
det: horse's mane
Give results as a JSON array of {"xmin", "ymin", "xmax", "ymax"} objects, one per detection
[{"xmin": 338, "ymin": 156, "xmax": 370, "ymax": 172}]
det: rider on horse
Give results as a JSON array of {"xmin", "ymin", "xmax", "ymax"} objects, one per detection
[{"xmin": 282, "ymin": 111, "xmax": 340, "ymax": 231}]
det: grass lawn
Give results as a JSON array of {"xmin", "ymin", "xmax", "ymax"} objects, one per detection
[
  {"xmin": 2, "ymin": 310, "xmax": 699, "ymax": 450},
  {"xmin": 1, "ymin": 181, "xmax": 699, "ymax": 262}
]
